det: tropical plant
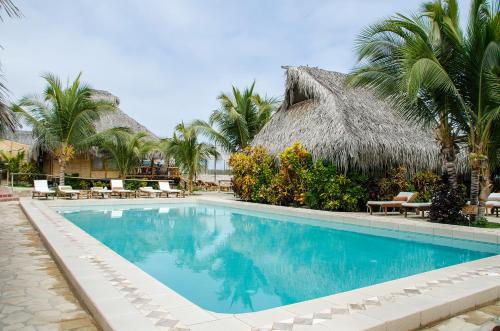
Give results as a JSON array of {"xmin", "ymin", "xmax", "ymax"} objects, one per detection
[
  {"xmin": 229, "ymin": 146, "xmax": 275, "ymax": 202},
  {"xmin": 428, "ymin": 174, "xmax": 468, "ymax": 225},
  {"xmin": 162, "ymin": 122, "xmax": 218, "ymax": 192},
  {"xmin": 377, "ymin": 166, "xmax": 410, "ymax": 200},
  {"xmin": 12, "ymin": 73, "xmax": 118, "ymax": 185},
  {"xmin": 263, "ymin": 142, "xmax": 312, "ymax": 206},
  {"xmin": 0, "ymin": 0, "xmax": 21, "ymax": 136},
  {"xmin": 0, "ymin": 149, "xmax": 24, "ymax": 174},
  {"xmin": 305, "ymin": 161, "xmax": 368, "ymax": 211},
  {"xmin": 97, "ymin": 131, "xmax": 156, "ymax": 179},
  {"xmin": 193, "ymin": 82, "xmax": 279, "ymax": 152},
  {"xmin": 349, "ymin": 0, "xmax": 500, "ymax": 219},
  {"xmin": 411, "ymin": 171, "xmax": 440, "ymax": 201}
]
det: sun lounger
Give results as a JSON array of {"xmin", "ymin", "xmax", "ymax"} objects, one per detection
[
  {"xmin": 57, "ymin": 185, "xmax": 81, "ymax": 199},
  {"xmin": 139, "ymin": 186, "xmax": 162, "ymax": 198},
  {"xmin": 32, "ymin": 180, "xmax": 56, "ymax": 199},
  {"xmin": 367, "ymin": 192, "xmax": 418, "ymax": 216},
  {"xmin": 402, "ymin": 202, "xmax": 431, "ymax": 218},
  {"xmin": 486, "ymin": 193, "xmax": 500, "ymax": 217},
  {"xmin": 91, "ymin": 186, "xmax": 112, "ymax": 199},
  {"xmin": 110, "ymin": 179, "xmax": 136, "ymax": 198},
  {"xmin": 159, "ymin": 181, "xmax": 184, "ymax": 197}
]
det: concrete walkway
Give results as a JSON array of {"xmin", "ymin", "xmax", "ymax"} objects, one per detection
[{"xmin": 0, "ymin": 201, "xmax": 98, "ymax": 331}]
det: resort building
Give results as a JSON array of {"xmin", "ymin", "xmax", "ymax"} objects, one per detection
[
  {"xmin": 253, "ymin": 66, "xmax": 442, "ymax": 173},
  {"xmin": 0, "ymin": 90, "xmax": 174, "ymax": 180}
]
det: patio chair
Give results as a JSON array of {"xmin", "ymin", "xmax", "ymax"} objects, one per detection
[
  {"xmin": 32, "ymin": 180, "xmax": 56, "ymax": 199},
  {"xmin": 91, "ymin": 186, "xmax": 112, "ymax": 199},
  {"xmin": 367, "ymin": 192, "xmax": 418, "ymax": 216},
  {"xmin": 110, "ymin": 179, "xmax": 136, "ymax": 198},
  {"xmin": 139, "ymin": 186, "xmax": 162, "ymax": 198},
  {"xmin": 158, "ymin": 181, "xmax": 184, "ymax": 197},
  {"xmin": 486, "ymin": 193, "xmax": 500, "ymax": 217},
  {"xmin": 57, "ymin": 185, "xmax": 81, "ymax": 199}
]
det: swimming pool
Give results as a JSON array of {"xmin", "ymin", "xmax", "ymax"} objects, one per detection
[{"xmin": 59, "ymin": 203, "xmax": 498, "ymax": 314}]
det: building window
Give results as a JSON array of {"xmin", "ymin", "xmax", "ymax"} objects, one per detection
[{"xmin": 92, "ymin": 157, "xmax": 104, "ymax": 171}]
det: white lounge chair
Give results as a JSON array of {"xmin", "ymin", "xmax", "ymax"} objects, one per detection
[
  {"xmin": 367, "ymin": 192, "xmax": 418, "ymax": 216},
  {"xmin": 110, "ymin": 179, "xmax": 136, "ymax": 198},
  {"xmin": 159, "ymin": 181, "xmax": 184, "ymax": 197},
  {"xmin": 139, "ymin": 186, "xmax": 162, "ymax": 198},
  {"xmin": 486, "ymin": 193, "xmax": 500, "ymax": 217},
  {"xmin": 57, "ymin": 185, "xmax": 81, "ymax": 199},
  {"xmin": 91, "ymin": 186, "xmax": 112, "ymax": 199},
  {"xmin": 32, "ymin": 180, "xmax": 56, "ymax": 199}
]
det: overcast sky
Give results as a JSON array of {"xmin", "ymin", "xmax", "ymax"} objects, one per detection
[{"xmin": 2, "ymin": 0, "xmax": 469, "ymax": 137}]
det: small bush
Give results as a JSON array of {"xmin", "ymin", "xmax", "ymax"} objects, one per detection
[
  {"xmin": 264, "ymin": 142, "xmax": 311, "ymax": 206},
  {"xmin": 412, "ymin": 171, "xmax": 440, "ymax": 202},
  {"xmin": 429, "ymin": 175, "xmax": 468, "ymax": 225},
  {"xmin": 229, "ymin": 146, "xmax": 275, "ymax": 202},
  {"xmin": 125, "ymin": 179, "xmax": 148, "ymax": 190},
  {"xmin": 377, "ymin": 166, "xmax": 409, "ymax": 200}
]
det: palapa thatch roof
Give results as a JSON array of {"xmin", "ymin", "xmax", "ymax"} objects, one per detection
[
  {"xmin": 252, "ymin": 66, "xmax": 442, "ymax": 173},
  {"xmin": 91, "ymin": 90, "xmax": 159, "ymax": 140}
]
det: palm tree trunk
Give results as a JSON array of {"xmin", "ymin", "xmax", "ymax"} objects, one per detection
[
  {"xmin": 478, "ymin": 162, "xmax": 492, "ymax": 219},
  {"xmin": 443, "ymin": 147, "xmax": 458, "ymax": 190},
  {"xmin": 58, "ymin": 158, "xmax": 66, "ymax": 186},
  {"xmin": 470, "ymin": 161, "xmax": 480, "ymax": 221},
  {"xmin": 188, "ymin": 171, "xmax": 193, "ymax": 193}
]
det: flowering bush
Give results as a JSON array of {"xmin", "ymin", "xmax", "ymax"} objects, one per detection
[{"xmin": 229, "ymin": 146, "xmax": 275, "ymax": 202}]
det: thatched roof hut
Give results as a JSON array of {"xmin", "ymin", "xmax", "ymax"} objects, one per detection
[
  {"xmin": 91, "ymin": 90, "xmax": 159, "ymax": 139},
  {"xmin": 252, "ymin": 66, "xmax": 441, "ymax": 173}
]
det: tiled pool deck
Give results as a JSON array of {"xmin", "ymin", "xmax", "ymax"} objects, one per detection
[
  {"xmin": 17, "ymin": 196, "xmax": 500, "ymax": 331},
  {"xmin": 0, "ymin": 201, "xmax": 98, "ymax": 331}
]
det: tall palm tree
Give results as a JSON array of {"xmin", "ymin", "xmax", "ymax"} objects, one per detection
[
  {"xmin": 0, "ymin": 0, "xmax": 21, "ymax": 136},
  {"xmin": 193, "ymin": 82, "xmax": 278, "ymax": 152},
  {"xmin": 349, "ymin": 0, "xmax": 499, "ymax": 218},
  {"xmin": 348, "ymin": 1, "xmax": 467, "ymax": 189},
  {"xmin": 162, "ymin": 122, "xmax": 218, "ymax": 192},
  {"xmin": 97, "ymin": 131, "xmax": 156, "ymax": 179},
  {"xmin": 12, "ymin": 73, "xmax": 118, "ymax": 185}
]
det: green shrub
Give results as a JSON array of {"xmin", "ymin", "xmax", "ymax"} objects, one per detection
[
  {"xmin": 125, "ymin": 179, "xmax": 148, "ymax": 190},
  {"xmin": 229, "ymin": 146, "xmax": 275, "ymax": 202},
  {"xmin": 91, "ymin": 180, "xmax": 108, "ymax": 189},
  {"xmin": 429, "ymin": 175, "xmax": 468, "ymax": 225},
  {"xmin": 264, "ymin": 142, "xmax": 311, "ymax": 206},
  {"xmin": 305, "ymin": 161, "xmax": 368, "ymax": 211},
  {"xmin": 412, "ymin": 171, "xmax": 440, "ymax": 202},
  {"xmin": 377, "ymin": 166, "xmax": 409, "ymax": 200}
]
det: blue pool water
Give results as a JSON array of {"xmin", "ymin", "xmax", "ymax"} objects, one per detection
[{"xmin": 59, "ymin": 203, "xmax": 498, "ymax": 313}]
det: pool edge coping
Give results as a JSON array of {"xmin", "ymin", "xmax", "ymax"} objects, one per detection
[{"xmin": 20, "ymin": 197, "xmax": 500, "ymax": 331}]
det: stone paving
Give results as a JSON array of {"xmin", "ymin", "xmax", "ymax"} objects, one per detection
[
  {"xmin": 0, "ymin": 201, "xmax": 98, "ymax": 331},
  {"xmin": 420, "ymin": 301, "xmax": 500, "ymax": 330}
]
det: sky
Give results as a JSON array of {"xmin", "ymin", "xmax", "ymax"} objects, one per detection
[{"xmin": 2, "ymin": 0, "xmax": 469, "ymax": 137}]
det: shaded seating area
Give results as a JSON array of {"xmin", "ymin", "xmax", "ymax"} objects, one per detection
[
  {"xmin": 367, "ymin": 192, "xmax": 418, "ymax": 216},
  {"xmin": 32, "ymin": 180, "xmax": 56, "ymax": 199}
]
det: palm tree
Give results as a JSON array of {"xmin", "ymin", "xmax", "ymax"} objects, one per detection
[
  {"xmin": 162, "ymin": 122, "xmax": 218, "ymax": 192},
  {"xmin": 350, "ymin": 0, "xmax": 499, "ymax": 218},
  {"xmin": 12, "ymin": 73, "xmax": 118, "ymax": 185},
  {"xmin": 193, "ymin": 82, "xmax": 278, "ymax": 152},
  {"xmin": 97, "ymin": 131, "xmax": 156, "ymax": 179},
  {"xmin": 348, "ymin": 1, "xmax": 469, "ymax": 189},
  {"xmin": 0, "ymin": 0, "xmax": 21, "ymax": 135}
]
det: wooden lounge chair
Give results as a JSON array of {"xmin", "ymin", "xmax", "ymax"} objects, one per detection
[
  {"xmin": 486, "ymin": 193, "xmax": 500, "ymax": 217},
  {"xmin": 402, "ymin": 202, "xmax": 431, "ymax": 218},
  {"xmin": 57, "ymin": 185, "xmax": 81, "ymax": 199},
  {"xmin": 367, "ymin": 192, "xmax": 418, "ymax": 216},
  {"xmin": 91, "ymin": 186, "xmax": 112, "ymax": 199},
  {"xmin": 158, "ymin": 181, "xmax": 184, "ymax": 197},
  {"xmin": 139, "ymin": 186, "xmax": 162, "ymax": 198},
  {"xmin": 32, "ymin": 180, "xmax": 56, "ymax": 199},
  {"xmin": 110, "ymin": 179, "xmax": 136, "ymax": 198}
]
